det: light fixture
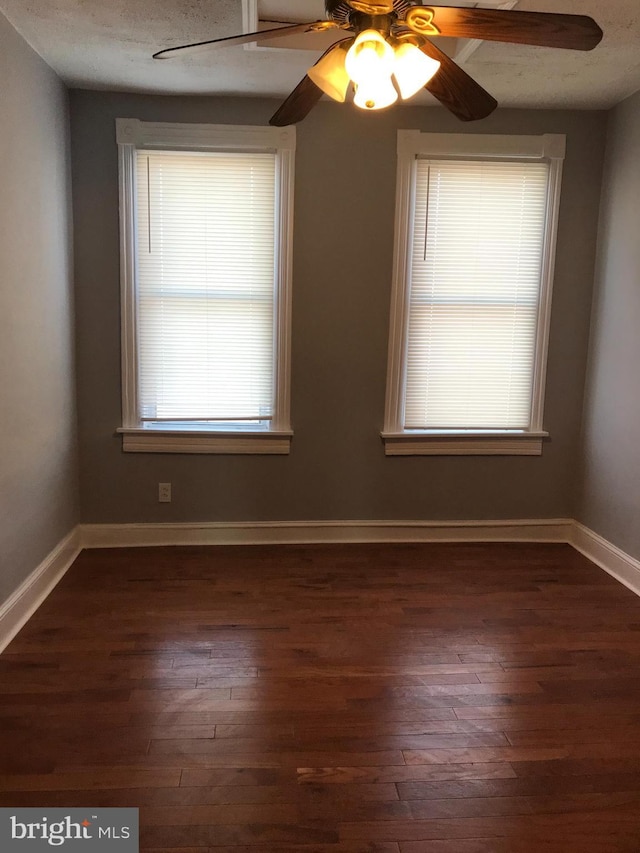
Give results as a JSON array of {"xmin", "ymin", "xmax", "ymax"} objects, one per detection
[
  {"xmin": 345, "ymin": 29, "xmax": 396, "ymax": 85},
  {"xmin": 307, "ymin": 28, "xmax": 441, "ymax": 113},
  {"xmin": 353, "ymin": 76, "xmax": 399, "ymax": 111},
  {"xmin": 393, "ymin": 41, "xmax": 441, "ymax": 100},
  {"xmin": 345, "ymin": 29, "xmax": 397, "ymax": 110},
  {"xmin": 308, "ymin": 41, "xmax": 353, "ymax": 103}
]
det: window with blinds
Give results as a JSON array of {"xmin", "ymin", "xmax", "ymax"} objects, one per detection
[
  {"xmin": 117, "ymin": 121, "xmax": 295, "ymax": 454},
  {"xmin": 384, "ymin": 131, "xmax": 565, "ymax": 455},
  {"xmin": 135, "ymin": 149, "xmax": 277, "ymax": 429},
  {"xmin": 404, "ymin": 158, "xmax": 550, "ymax": 430}
]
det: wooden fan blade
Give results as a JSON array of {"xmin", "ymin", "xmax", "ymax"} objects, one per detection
[
  {"xmin": 270, "ymin": 76, "xmax": 324, "ymax": 127},
  {"xmin": 153, "ymin": 22, "xmax": 329, "ymax": 60},
  {"xmin": 269, "ymin": 39, "xmax": 352, "ymax": 127},
  {"xmin": 420, "ymin": 40, "xmax": 497, "ymax": 122},
  {"xmin": 407, "ymin": 7, "xmax": 603, "ymax": 51}
]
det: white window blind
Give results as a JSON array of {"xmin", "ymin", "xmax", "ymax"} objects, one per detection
[
  {"xmin": 135, "ymin": 150, "xmax": 277, "ymax": 426},
  {"xmin": 404, "ymin": 158, "xmax": 550, "ymax": 430}
]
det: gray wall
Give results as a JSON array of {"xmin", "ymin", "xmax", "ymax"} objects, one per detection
[
  {"xmin": 0, "ymin": 13, "xmax": 78, "ymax": 602},
  {"xmin": 578, "ymin": 91, "xmax": 640, "ymax": 559},
  {"xmin": 70, "ymin": 90, "xmax": 607, "ymax": 524}
]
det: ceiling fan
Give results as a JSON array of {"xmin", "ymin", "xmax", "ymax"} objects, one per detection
[{"xmin": 153, "ymin": 1, "xmax": 603, "ymax": 126}]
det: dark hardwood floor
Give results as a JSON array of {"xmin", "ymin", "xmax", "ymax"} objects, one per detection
[{"xmin": 2, "ymin": 542, "xmax": 640, "ymax": 851}]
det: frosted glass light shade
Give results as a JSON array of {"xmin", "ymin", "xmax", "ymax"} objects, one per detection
[
  {"xmin": 308, "ymin": 43, "xmax": 351, "ymax": 103},
  {"xmin": 394, "ymin": 42, "xmax": 441, "ymax": 100},
  {"xmin": 345, "ymin": 29, "xmax": 395, "ymax": 84},
  {"xmin": 353, "ymin": 75, "xmax": 398, "ymax": 111}
]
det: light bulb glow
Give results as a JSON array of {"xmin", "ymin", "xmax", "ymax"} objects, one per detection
[
  {"xmin": 308, "ymin": 42, "xmax": 352, "ymax": 103},
  {"xmin": 393, "ymin": 42, "xmax": 441, "ymax": 100},
  {"xmin": 345, "ymin": 29, "xmax": 395, "ymax": 85},
  {"xmin": 353, "ymin": 75, "xmax": 398, "ymax": 111}
]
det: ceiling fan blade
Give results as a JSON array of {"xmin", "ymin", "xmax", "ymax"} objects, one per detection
[
  {"xmin": 269, "ymin": 39, "xmax": 352, "ymax": 127},
  {"xmin": 153, "ymin": 22, "xmax": 331, "ymax": 60},
  {"xmin": 419, "ymin": 39, "xmax": 497, "ymax": 122},
  {"xmin": 406, "ymin": 7, "xmax": 603, "ymax": 52},
  {"xmin": 270, "ymin": 76, "xmax": 324, "ymax": 127}
]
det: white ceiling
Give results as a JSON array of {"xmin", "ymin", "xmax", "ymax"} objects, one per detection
[{"xmin": 1, "ymin": 0, "xmax": 640, "ymax": 110}]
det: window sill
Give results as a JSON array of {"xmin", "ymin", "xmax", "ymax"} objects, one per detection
[
  {"xmin": 117, "ymin": 428, "xmax": 292, "ymax": 455},
  {"xmin": 381, "ymin": 431, "xmax": 548, "ymax": 457}
]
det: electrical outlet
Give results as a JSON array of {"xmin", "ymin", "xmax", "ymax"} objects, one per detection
[{"xmin": 158, "ymin": 483, "xmax": 172, "ymax": 503}]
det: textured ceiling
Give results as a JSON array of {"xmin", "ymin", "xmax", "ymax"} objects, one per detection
[{"xmin": 1, "ymin": 0, "xmax": 639, "ymax": 109}]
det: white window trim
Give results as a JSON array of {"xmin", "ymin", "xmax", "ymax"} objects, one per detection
[
  {"xmin": 383, "ymin": 130, "xmax": 565, "ymax": 457},
  {"xmin": 116, "ymin": 119, "xmax": 296, "ymax": 454}
]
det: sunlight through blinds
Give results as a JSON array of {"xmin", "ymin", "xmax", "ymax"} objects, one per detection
[
  {"xmin": 135, "ymin": 150, "xmax": 276, "ymax": 425},
  {"xmin": 405, "ymin": 158, "xmax": 550, "ymax": 430}
]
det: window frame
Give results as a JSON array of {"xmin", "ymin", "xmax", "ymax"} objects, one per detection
[
  {"xmin": 383, "ymin": 130, "xmax": 566, "ymax": 457},
  {"xmin": 116, "ymin": 119, "xmax": 296, "ymax": 454}
]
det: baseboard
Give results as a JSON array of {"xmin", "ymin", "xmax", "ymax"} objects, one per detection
[
  {"xmin": 571, "ymin": 522, "xmax": 640, "ymax": 598},
  {"xmin": 0, "ymin": 527, "xmax": 81, "ymax": 654},
  {"xmin": 80, "ymin": 518, "xmax": 574, "ymax": 549}
]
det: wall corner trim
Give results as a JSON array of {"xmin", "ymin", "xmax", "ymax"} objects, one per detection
[
  {"xmin": 571, "ymin": 522, "xmax": 640, "ymax": 598},
  {"xmin": 0, "ymin": 528, "xmax": 81, "ymax": 654}
]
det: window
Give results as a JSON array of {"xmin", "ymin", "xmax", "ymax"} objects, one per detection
[
  {"xmin": 116, "ymin": 119, "xmax": 295, "ymax": 454},
  {"xmin": 383, "ymin": 131, "xmax": 565, "ymax": 456}
]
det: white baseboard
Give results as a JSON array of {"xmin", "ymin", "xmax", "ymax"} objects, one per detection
[
  {"xmin": 571, "ymin": 522, "xmax": 640, "ymax": 598},
  {"xmin": 80, "ymin": 518, "xmax": 573, "ymax": 549},
  {"xmin": 0, "ymin": 528, "xmax": 81, "ymax": 654}
]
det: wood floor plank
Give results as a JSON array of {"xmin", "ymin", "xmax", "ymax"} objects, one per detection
[
  {"xmin": 148, "ymin": 734, "xmax": 508, "ymax": 756},
  {"xmin": 0, "ymin": 783, "xmax": 400, "ymax": 808},
  {"xmin": 406, "ymin": 790, "xmax": 640, "ymax": 820},
  {"xmin": 56, "ymin": 750, "xmax": 408, "ymax": 771},
  {"xmin": 201, "ymin": 847, "xmax": 400, "ymax": 853},
  {"xmin": 1, "ymin": 542, "xmax": 640, "ymax": 850},
  {"xmin": 204, "ymin": 846, "xmax": 400, "ymax": 853},
  {"xmin": 140, "ymin": 822, "xmax": 341, "ymax": 847},
  {"xmin": 296, "ymin": 765, "xmax": 518, "ymax": 785},
  {"xmin": 403, "ymin": 747, "xmax": 569, "ymax": 765},
  {"xmin": 399, "ymin": 840, "xmax": 633, "ymax": 852},
  {"xmin": 397, "ymin": 773, "xmax": 640, "ymax": 800},
  {"xmin": 0, "ymin": 770, "xmax": 182, "ymax": 792},
  {"xmin": 340, "ymin": 811, "xmax": 640, "ymax": 842}
]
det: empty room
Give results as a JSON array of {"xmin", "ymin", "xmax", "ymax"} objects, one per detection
[{"xmin": 1, "ymin": 1, "xmax": 640, "ymax": 850}]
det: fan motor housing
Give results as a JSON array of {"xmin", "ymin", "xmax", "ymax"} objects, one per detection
[{"xmin": 325, "ymin": 0, "xmax": 414, "ymax": 24}]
